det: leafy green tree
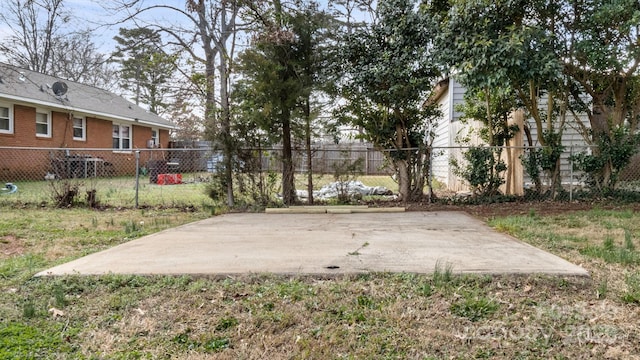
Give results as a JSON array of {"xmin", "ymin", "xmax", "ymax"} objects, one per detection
[
  {"xmin": 334, "ymin": 0, "xmax": 442, "ymax": 201},
  {"xmin": 452, "ymin": 146, "xmax": 508, "ymax": 197},
  {"xmin": 292, "ymin": 4, "xmax": 334, "ymax": 205},
  {"xmin": 563, "ymin": 0, "xmax": 640, "ymax": 191},
  {"xmin": 434, "ymin": 0, "xmax": 564, "ymax": 141},
  {"xmin": 436, "ymin": 0, "xmax": 640, "ymax": 194},
  {"xmin": 237, "ymin": 0, "xmax": 330, "ymax": 205},
  {"xmin": 236, "ymin": 4, "xmax": 301, "ymax": 205},
  {"xmin": 229, "ymin": 84, "xmax": 281, "ymax": 207},
  {"xmin": 572, "ymin": 125, "xmax": 640, "ymax": 192},
  {"xmin": 456, "ymin": 88, "xmax": 519, "ymax": 148},
  {"xmin": 112, "ymin": 27, "xmax": 177, "ymax": 115},
  {"xmin": 434, "ymin": 0, "xmax": 575, "ymax": 196}
]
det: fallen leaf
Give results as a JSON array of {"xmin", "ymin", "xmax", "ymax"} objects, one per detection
[{"xmin": 49, "ymin": 307, "xmax": 64, "ymax": 318}]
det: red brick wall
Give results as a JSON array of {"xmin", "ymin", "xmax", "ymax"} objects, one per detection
[
  {"xmin": 3, "ymin": 105, "xmax": 39, "ymax": 147},
  {"xmin": 87, "ymin": 117, "xmax": 112, "ymax": 148},
  {"xmin": 133, "ymin": 124, "xmax": 152, "ymax": 148},
  {"xmin": 50, "ymin": 111, "xmax": 70, "ymax": 147},
  {"xmin": 0, "ymin": 104, "xmax": 170, "ymax": 149},
  {"xmin": 160, "ymin": 129, "xmax": 170, "ymax": 147},
  {"xmin": 0, "ymin": 103, "xmax": 173, "ymax": 180}
]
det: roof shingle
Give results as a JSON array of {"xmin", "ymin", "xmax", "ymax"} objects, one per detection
[{"xmin": 0, "ymin": 63, "xmax": 174, "ymax": 129}]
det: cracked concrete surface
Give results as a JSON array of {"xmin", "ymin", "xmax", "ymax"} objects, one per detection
[{"xmin": 37, "ymin": 211, "xmax": 588, "ymax": 277}]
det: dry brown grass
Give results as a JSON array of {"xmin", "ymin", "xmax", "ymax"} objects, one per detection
[
  {"xmin": 2, "ymin": 203, "xmax": 640, "ymax": 359},
  {"xmin": 44, "ymin": 273, "xmax": 637, "ymax": 359}
]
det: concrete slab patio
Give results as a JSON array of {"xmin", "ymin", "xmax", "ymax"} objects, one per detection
[{"xmin": 36, "ymin": 211, "xmax": 588, "ymax": 277}]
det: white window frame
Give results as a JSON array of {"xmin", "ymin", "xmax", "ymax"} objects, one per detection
[
  {"xmin": 72, "ymin": 116, "xmax": 86, "ymax": 141},
  {"xmin": 0, "ymin": 102, "xmax": 13, "ymax": 134},
  {"xmin": 151, "ymin": 128, "xmax": 159, "ymax": 147},
  {"xmin": 112, "ymin": 123, "xmax": 132, "ymax": 151},
  {"xmin": 35, "ymin": 109, "xmax": 51, "ymax": 138}
]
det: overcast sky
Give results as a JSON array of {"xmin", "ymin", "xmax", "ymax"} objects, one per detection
[
  {"xmin": 0, "ymin": 0, "xmax": 196, "ymax": 57},
  {"xmin": 0, "ymin": 0, "xmax": 370, "ymax": 63},
  {"xmin": 72, "ymin": 0, "xmax": 192, "ymax": 54}
]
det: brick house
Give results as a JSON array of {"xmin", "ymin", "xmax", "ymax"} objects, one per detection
[{"xmin": 0, "ymin": 63, "xmax": 175, "ymax": 180}]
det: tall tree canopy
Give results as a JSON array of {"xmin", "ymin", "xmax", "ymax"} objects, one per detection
[
  {"xmin": 436, "ymin": 0, "xmax": 640, "ymax": 193},
  {"xmin": 237, "ymin": 0, "xmax": 331, "ymax": 205},
  {"xmin": 435, "ymin": 0, "xmax": 564, "ymax": 144},
  {"xmin": 334, "ymin": 0, "xmax": 442, "ymax": 201},
  {"xmin": 562, "ymin": 0, "xmax": 640, "ymax": 190},
  {"xmin": 0, "ymin": 0, "xmax": 69, "ymax": 73},
  {"xmin": 112, "ymin": 27, "xmax": 177, "ymax": 115}
]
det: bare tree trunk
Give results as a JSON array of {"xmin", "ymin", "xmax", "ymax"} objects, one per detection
[
  {"xmin": 425, "ymin": 147, "xmax": 434, "ymax": 202},
  {"xmin": 219, "ymin": 47, "xmax": 234, "ymax": 207},
  {"xmin": 591, "ymin": 95, "xmax": 613, "ymax": 189},
  {"xmin": 304, "ymin": 99, "xmax": 314, "ymax": 205},
  {"xmin": 409, "ymin": 146, "xmax": 427, "ymax": 201},
  {"xmin": 109, "ymin": 1, "xmax": 240, "ymax": 205},
  {"xmin": 395, "ymin": 123, "xmax": 409, "ymax": 201},
  {"xmin": 396, "ymin": 160, "xmax": 410, "ymax": 202},
  {"xmin": 282, "ymin": 110, "xmax": 297, "ymax": 205},
  {"xmin": 591, "ymin": 96, "xmax": 611, "ymax": 138},
  {"xmin": 218, "ymin": 3, "xmax": 235, "ymax": 207}
]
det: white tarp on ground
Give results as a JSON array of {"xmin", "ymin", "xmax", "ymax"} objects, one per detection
[{"xmin": 295, "ymin": 181, "xmax": 392, "ymax": 200}]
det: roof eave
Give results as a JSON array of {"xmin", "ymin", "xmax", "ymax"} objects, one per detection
[
  {"xmin": 423, "ymin": 77, "xmax": 450, "ymax": 107},
  {"xmin": 0, "ymin": 94, "xmax": 175, "ymax": 130}
]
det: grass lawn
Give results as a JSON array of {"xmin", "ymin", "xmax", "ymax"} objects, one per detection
[
  {"xmin": 1, "ymin": 173, "xmax": 399, "ymax": 209},
  {"xmin": 1, "ymin": 203, "xmax": 639, "ymax": 359},
  {"xmin": 2, "ymin": 174, "xmax": 219, "ymax": 209}
]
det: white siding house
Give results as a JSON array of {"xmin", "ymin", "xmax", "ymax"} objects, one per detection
[
  {"xmin": 429, "ymin": 77, "xmax": 592, "ymax": 194},
  {"xmin": 430, "ymin": 78, "xmax": 484, "ymax": 192}
]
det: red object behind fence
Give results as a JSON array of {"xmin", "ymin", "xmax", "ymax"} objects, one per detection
[{"xmin": 157, "ymin": 173, "xmax": 182, "ymax": 185}]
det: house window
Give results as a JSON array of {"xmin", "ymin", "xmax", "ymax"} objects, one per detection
[
  {"xmin": 112, "ymin": 124, "xmax": 131, "ymax": 150},
  {"xmin": 0, "ymin": 104, "xmax": 13, "ymax": 134},
  {"xmin": 73, "ymin": 117, "xmax": 86, "ymax": 140},
  {"xmin": 151, "ymin": 128, "xmax": 159, "ymax": 147},
  {"xmin": 35, "ymin": 110, "xmax": 51, "ymax": 137}
]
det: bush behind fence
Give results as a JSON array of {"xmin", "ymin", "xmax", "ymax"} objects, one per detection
[{"xmin": 1, "ymin": 145, "xmax": 639, "ymax": 207}]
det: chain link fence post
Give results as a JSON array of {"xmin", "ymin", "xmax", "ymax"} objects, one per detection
[
  {"xmin": 135, "ymin": 150, "xmax": 140, "ymax": 208},
  {"xmin": 428, "ymin": 146, "xmax": 433, "ymax": 203}
]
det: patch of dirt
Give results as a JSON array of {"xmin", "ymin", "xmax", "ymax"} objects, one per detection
[{"xmin": 0, "ymin": 235, "xmax": 25, "ymax": 258}]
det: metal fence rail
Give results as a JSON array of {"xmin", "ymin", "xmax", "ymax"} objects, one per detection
[{"xmin": 1, "ymin": 145, "xmax": 639, "ymax": 207}]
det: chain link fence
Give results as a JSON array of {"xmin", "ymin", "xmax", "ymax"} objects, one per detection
[
  {"xmin": 432, "ymin": 144, "xmax": 640, "ymax": 201},
  {"xmin": 1, "ymin": 145, "xmax": 639, "ymax": 208},
  {"xmin": 0, "ymin": 146, "xmax": 396, "ymax": 208}
]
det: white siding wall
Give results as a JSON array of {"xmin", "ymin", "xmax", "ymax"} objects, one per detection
[
  {"xmin": 431, "ymin": 79, "xmax": 484, "ymax": 191},
  {"xmin": 431, "ymin": 81, "xmax": 453, "ymax": 188},
  {"xmin": 523, "ymin": 98, "xmax": 592, "ymax": 187},
  {"xmin": 450, "ymin": 78, "xmax": 466, "ymax": 123},
  {"xmin": 524, "ymin": 97, "xmax": 591, "ymax": 147},
  {"xmin": 430, "ymin": 80, "xmax": 593, "ymax": 193}
]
